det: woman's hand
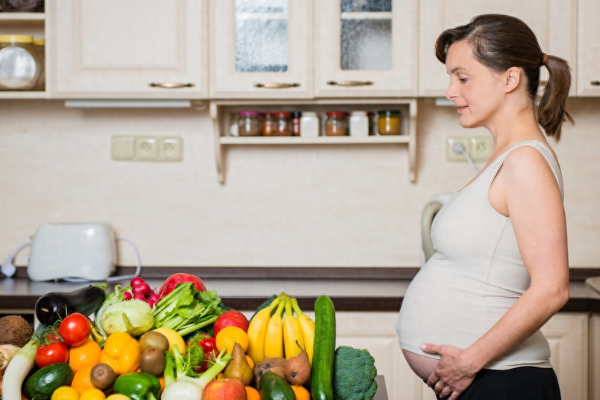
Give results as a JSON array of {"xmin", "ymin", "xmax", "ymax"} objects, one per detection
[{"xmin": 421, "ymin": 343, "xmax": 477, "ymax": 400}]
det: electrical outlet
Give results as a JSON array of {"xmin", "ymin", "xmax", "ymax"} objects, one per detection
[
  {"xmin": 159, "ymin": 137, "xmax": 183, "ymax": 161},
  {"xmin": 470, "ymin": 136, "xmax": 493, "ymax": 162},
  {"xmin": 134, "ymin": 136, "xmax": 158, "ymax": 160},
  {"xmin": 112, "ymin": 136, "xmax": 184, "ymax": 161},
  {"xmin": 446, "ymin": 136, "xmax": 472, "ymax": 161}
]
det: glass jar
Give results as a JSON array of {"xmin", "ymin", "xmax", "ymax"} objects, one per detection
[
  {"xmin": 237, "ymin": 111, "xmax": 262, "ymax": 136},
  {"xmin": 0, "ymin": 0, "xmax": 44, "ymax": 12},
  {"xmin": 300, "ymin": 111, "xmax": 319, "ymax": 137},
  {"xmin": 32, "ymin": 37, "xmax": 45, "ymax": 91},
  {"xmin": 262, "ymin": 113, "xmax": 275, "ymax": 136},
  {"xmin": 378, "ymin": 110, "xmax": 401, "ymax": 135},
  {"xmin": 325, "ymin": 112, "xmax": 348, "ymax": 136},
  {"xmin": 349, "ymin": 111, "xmax": 369, "ymax": 137},
  {"xmin": 0, "ymin": 35, "xmax": 42, "ymax": 90},
  {"xmin": 273, "ymin": 112, "xmax": 292, "ymax": 136},
  {"xmin": 291, "ymin": 111, "xmax": 302, "ymax": 136}
]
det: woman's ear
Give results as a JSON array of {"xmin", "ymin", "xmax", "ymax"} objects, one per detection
[{"xmin": 505, "ymin": 67, "xmax": 521, "ymax": 93}]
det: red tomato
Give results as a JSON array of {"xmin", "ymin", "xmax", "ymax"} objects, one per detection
[
  {"xmin": 189, "ymin": 334, "xmax": 217, "ymax": 373},
  {"xmin": 35, "ymin": 342, "xmax": 69, "ymax": 368},
  {"xmin": 45, "ymin": 332, "xmax": 63, "ymax": 344},
  {"xmin": 57, "ymin": 313, "xmax": 90, "ymax": 347}
]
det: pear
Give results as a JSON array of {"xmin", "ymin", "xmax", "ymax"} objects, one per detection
[
  {"xmin": 224, "ymin": 342, "xmax": 254, "ymax": 386},
  {"xmin": 284, "ymin": 350, "xmax": 311, "ymax": 386}
]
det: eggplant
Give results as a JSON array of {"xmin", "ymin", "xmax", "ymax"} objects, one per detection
[{"xmin": 35, "ymin": 285, "xmax": 106, "ymax": 325}]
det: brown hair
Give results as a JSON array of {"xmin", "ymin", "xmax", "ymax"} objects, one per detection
[{"xmin": 435, "ymin": 14, "xmax": 573, "ymax": 141}]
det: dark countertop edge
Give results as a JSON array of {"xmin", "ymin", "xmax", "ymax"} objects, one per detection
[
  {"xmin": 3, "ymin": 295, "xmax": 599, "ymax": 313},
  {"xmin": 6, "ymin": 266, "xmax": 599, "ymax": 281}
]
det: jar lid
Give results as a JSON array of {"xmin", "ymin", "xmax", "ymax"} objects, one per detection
[
  {"xmin": 237, "ymin": 111, "xmax": 261, "ymax": 116},
  {"xmin": 378, "ymin": 110, "xmax": 401, "ymax": 116},
  {"xmin": 274, "ymin": 112, "xmax": 291, "ymax": 117},
  {"xmin": 326, "ymin": 111, "xmax": 347, "ymax": 116},
  {"xmin": 291, "ymin": 111, "xmax": 302, "ymax": 117},
  {"xmin": 0, "ymin": 35, "xmax": 34, "ymax": 44},
  {"xmin": 351, "ymin": 111, "xmax": 367, "ymax": 116},
  {"xmin": 33, "ymin": 38, "xmax": 45, "ymax": 46}
]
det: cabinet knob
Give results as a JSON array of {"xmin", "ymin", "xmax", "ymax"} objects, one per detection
[
  {"xmin": 591, "ymin": 81, "xmax": 600, "ymax": 86},
  {"xmin": 148, "ymin": 82, "xmax": 195, "ymax": 89},
  {"xmin": 326, "ymin": 80, "xmax": 374, "ymax": 87},
  {"xmin": 253, "ymin": 83, "xmax": 301, "ymax": 89}
]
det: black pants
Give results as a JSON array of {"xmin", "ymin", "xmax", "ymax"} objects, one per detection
[{"xmin": 434, "ymin": 367, "xmax": 562, "ymax": 400}]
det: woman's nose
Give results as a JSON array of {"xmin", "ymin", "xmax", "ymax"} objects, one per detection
[{"xmin": 446, "ymin": 81, "xmax": 456, "ymax": 100}]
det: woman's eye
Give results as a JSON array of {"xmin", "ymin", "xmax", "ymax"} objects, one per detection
[{"xmin": 459, "ymin": 77, "xmax": 467, "ymax": 83}]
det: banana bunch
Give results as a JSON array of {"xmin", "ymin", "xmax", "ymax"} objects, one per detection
[{"xmin": 246, "ymin": 293, "xmax": 316, "ymax": 365}]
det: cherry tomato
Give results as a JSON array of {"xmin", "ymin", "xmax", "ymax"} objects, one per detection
[
  {"xmin": 35, "ymin": 342, "xmax": 69, "ymax": 367},
  {"xmin": 45, "ymin": 332, "xmax": 63, "ymax": 344},
  {"xmin": 57, "ymin": 313, "xmax": 91, "ymax": 347}
]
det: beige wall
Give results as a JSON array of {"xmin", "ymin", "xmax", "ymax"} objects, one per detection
[{"xmin": 1, "ymin": 98, "xmax": 598, "ymax": 268}]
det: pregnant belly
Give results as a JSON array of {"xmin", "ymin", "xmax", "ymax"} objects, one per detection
[{"xmin": 402, "ymin": 350, "xmax": 439, "ymax": 381}]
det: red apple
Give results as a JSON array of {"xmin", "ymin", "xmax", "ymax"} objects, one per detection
[
  {"xmin": 202, "ymin": 378, "xmax": 246, "ymax": 400},
  {"xmin": 213, "ymin": 310, "xmax": 250, "ymax": 336},
  {"xmin": 158, "ymin": 273, "xmax": 207, "ymax": 298}
]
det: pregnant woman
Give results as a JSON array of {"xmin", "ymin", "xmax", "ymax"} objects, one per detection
[{"xmin": 396, "ymin": 14, "xmax": 572, "ymax": 400}]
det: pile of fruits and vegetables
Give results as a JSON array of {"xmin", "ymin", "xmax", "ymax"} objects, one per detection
[{"xmin": 0, "ymin": 273, "xmax": 378, "ymax": 400}]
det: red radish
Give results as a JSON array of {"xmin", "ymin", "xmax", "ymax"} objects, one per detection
[
  {"xmin": 148, "ymin": 293, "xmax": 160, "ymax": 303},
  {"xmin": 213, "ymin": 310, "xmax": 249, "ymax": 336},
  {"xmin": 138, "ymin": 283, "xmax": 152, "ymax": 297},
  {"xmin": 147, "ymin": 299, "xmax": 157, "ymax": 308},
  {"xmin": 130, "ymin": 277, "xmax": 145, "ymax": 287},
  {"xmin": 123, "ymin": 291, "xmax": 133, "ymax": 300},
  {"xmin": 158, "ymin": 273, "xmax": 207, "ymax": 298},
  {"xmin": 133, "ymin": 292, "xmax": 145, "ymax": 301}
]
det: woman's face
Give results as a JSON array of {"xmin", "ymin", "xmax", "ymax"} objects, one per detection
[{"xmin": 445, "ymin": 40, "xmax": 506, "ymax": 129}]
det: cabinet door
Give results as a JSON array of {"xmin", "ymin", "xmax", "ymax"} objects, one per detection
[
  {"xmin": 49, "ymin": 0, "xmax": 207, "ymax": 98},
  {"xmin": 578, "ymin": 0, "xmax": 600, "ymax": 96},
  {"xmin": 210, "ymin": 0, "xmax": 312, "ymax": 99},
  {"xmin": 315, "ymin": 0, "xmax": 418, "ymax": 97},
  {"xmin": 419, "ymin": 0, "xmax": 577, "ymax": 97}
]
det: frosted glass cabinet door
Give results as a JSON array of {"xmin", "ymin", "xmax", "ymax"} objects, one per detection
[
  {"xmin": 578, "ymin": 0, "xmax": 600, "ymax": 96},
  {"xmin": 419, "ymin": 0, "xmax": 577, "ymax": 97},
  {"xmin": 49, "ymin": 0, "xmax": 207, "ymax": 98},
  {"xmin": 210, "ymin": 0, "xmax": 312, "ymax": 99},
  {"xmin": 315, "ymin": 0, "xmax": 418, "ymax": 97}
]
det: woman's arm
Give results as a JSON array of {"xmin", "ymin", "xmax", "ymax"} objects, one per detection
[{"xmin": 423, "ymin": 146, "xmax": 570, "ymax": 399}]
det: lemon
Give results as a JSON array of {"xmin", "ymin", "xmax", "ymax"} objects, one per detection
[
  {"xmin": 80, "ymin": 389, "xmax": 106, "ymax": 400},
  {"xmin": 51, "ymin": 387, "xmax": 80, "ymax": 400},
  {"xmin": 152, "ymin": 327, "xmax": 186, "ymax": 353}
]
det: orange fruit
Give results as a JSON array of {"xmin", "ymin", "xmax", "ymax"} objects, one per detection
[
  {"xmin": 69, "ymin": 339, "xmax": 101, "ymax": 373},
  {"xmin": 215, "ymin": 326, "xmax": 249, "ymax": 354},
  {"xmin": 291, "ymin": 385, "xmax": 311, "ymax": 400},
  {"xmin": 71, "ymin": 365, "xmax": 96, "ymax": 395},
  {"xmin": 245, "ymin": 355, "xmax": 254, "ymax": 369},
  {"xmin": 245, "ymin": 386, "xmax": 260, "ymax": 400}
]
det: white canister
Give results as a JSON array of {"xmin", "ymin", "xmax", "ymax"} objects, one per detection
[
  {"xmin": 349, "ymin": 111, "xmax": 369, "ymax": 137},
  {"xmin": 300, "ymin": 111, "xmax": 320, "ymax": 137}
]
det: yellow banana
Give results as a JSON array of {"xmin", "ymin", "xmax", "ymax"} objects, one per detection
[
  {"xmin": 291, "ymin": 297, "xmax": 315, "ymax": 365},
  {"xmin": 246, "ymin": 295, "xmax": 283, "ymax": 365},
  {"xmin": 283, "ymin": 297, "xmax": 305, "ymax": 359},
  {"xmin": 263, "ymin": 297, "xmax": 286, "ymax": 359}
]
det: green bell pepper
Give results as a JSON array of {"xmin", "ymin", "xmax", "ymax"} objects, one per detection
[{"xmin": 113, "ymin": 372, "xmax": 161, "ymax": 400}]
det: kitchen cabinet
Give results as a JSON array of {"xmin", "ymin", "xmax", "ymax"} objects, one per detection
[
  {"xmin": 314, "ymin": 0, "xmax": 419, "ymax": 98},
  {"xmin": 418, "ymin": 0, "xmax": 577, "ymax": 97},
  {"xmin": 590, "ymin": 314, "xmax": 600, "ymax": 400},
  {"xmin": 48, "ymin": 0, "xmax": 208, "ymax": 99},
  {"xmin": 209, "ymin": 0, "xmax": 313, "ymax": 99},
  {"xmin": 577, "ymin": 0, "xmax": 600, "ymax": 96}
]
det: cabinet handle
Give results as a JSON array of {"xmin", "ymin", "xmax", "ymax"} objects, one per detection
[
  {"xmin": 326, "ymin": 80, "xmax": 373, "ymax": 87},
  {"xmin": 591, "ymin": 81, "xmax": 600, "ymax": 86},
  {"xmin": 148, "ymin": 82, "xmax": 195, "ymax": 89},
  {"xmin": 253, "ymin": 83, "xmax": 301, "ymax": 89}
]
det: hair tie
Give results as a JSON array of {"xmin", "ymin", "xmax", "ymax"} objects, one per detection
[{"xmin": 541, "ymin": 53, "xmax": 548, "ymax": 66}]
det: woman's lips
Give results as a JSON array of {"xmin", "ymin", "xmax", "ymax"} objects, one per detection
[{"xmin": 457, "ymin": 106, "xmax": 468, "ymax": 114}]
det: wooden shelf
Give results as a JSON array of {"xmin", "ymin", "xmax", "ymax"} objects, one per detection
[
  {"xmin": 220, "ymin": 135, "xmax": 409, "ymax": 145},
  {"xmin": 0, "ymin": 91, "xmax": 46, "ymax": 98},
  {"xmin": 0, "ymin": 13, "xmax": 45, "ymax": 21}
]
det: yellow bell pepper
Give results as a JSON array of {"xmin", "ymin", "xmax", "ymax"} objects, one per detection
[{"xmin": 100, "ymin": 332, "xmax": 141, "ymax": 375}]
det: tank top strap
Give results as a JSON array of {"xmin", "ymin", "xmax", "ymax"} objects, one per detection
[{"xmin": 489, "ymin": 140, "xmax": 564, "ymax": 200}]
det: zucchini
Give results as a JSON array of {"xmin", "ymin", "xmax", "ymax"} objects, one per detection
[
  {"xmin": 24, "ymin": 363, "xmax": 73, "ymax": 400},
  {"xmin": 35, "ymin": 285, "xmax": 106, "ymax": 325},
  {"xmin": 311, "ymin": 295, "xmax": 336, "ymax": 400},
  {"xmin": 259, "ymin": 371, "xmax": 296, "ymax": 400}
]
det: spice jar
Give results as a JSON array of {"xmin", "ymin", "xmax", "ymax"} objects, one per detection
[
  {"xmin": 262, "ymin": 113, "xmax": 275, "ymax": 136},
  {"xmin": 237, "ymin": 111, "xmax": 262, "ymax": 136},
  {"xmin": 273, "ymin": 112, "xmax": 292, "ymax": 136},
  {"xmin": 32, "ymin": 38, "xmax": 45, "ymax": 91},
  {"xmin": 349, "ymin": 111, "xmax": 369, "ymax": 137},
  {"xmin": 291, "ymin": 111, "xmax": 302, "ymax": 136},
  {"xmin": 325, "ymin": 112, "xmax": 348, "ymax": 136},
  {"xmin": 300, "ymin": 111, "xmax": 319, "ymax": 137},
  {"xmin": 378, "ymin": 110, "xmax": 401, "ymax": 135},
  {"xmin": 0, "ymin": 35, "xmax": 42, "ymax": 90}
]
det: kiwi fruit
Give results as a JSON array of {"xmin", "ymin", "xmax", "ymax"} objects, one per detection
[
  {"xmin": 139, "ymin": 331, "xmax": 170, "ymax": 353},
  {"xmin": 90, "ymin": 363, "xmax": 116, "ymax": 390},
  {"xmin": 140, "ymin": 348, "xmax": 166, "ymax": 376}
]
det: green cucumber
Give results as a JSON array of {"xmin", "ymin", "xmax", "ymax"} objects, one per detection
[
  {"xmin": 311, "ymin": 295, "xmax": 336, "ymax": 400},
  {"xmin": 259, "ymin": 371, "xmax": 296, "ymax": 400},
  {"xmin": 24, "ymin": 362, "xmax": 74, "ymax": 400}
]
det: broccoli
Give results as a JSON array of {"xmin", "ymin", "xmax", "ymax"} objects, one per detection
[{"xmin": 333, "ymin": 345, "xmax": 378, "ymax": 400}]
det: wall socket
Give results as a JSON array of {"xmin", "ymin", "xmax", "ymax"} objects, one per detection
[
  {"xmin": 111, "ymin": 136, "xmax": 183, "ymax": 161},
  {"xmin": 446, "ymin": 136, "xmax": 493, "ymax": 162}
]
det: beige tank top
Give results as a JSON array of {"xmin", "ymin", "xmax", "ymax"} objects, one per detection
[{"xmin": 396, "ymin": 140, "xmax": 563, "ymax": 370}]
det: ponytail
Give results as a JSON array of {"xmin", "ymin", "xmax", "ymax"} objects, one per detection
[{"xmin": 537, "ymin": 55, "xmax": 574, "ymax": 142}]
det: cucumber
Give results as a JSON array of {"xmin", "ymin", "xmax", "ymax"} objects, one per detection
[
  {"xmin": 259, "ymin": 371, "xmax": 296, "ymax": 400},
  {"xmin": 311, "ymin": 295, "xmax": 336, "ymax": 400},
  {"xmin": 24, "ymin": 363, "xmax": 74, "ymax": 400}
]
